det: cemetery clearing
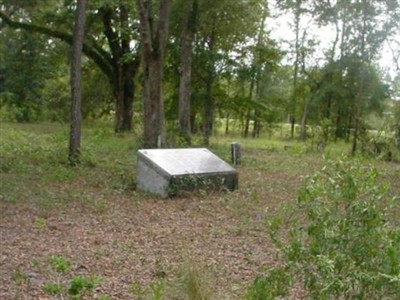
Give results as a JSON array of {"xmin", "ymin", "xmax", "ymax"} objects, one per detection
[{"xmin": 1, "ymin": 122, "xmax": 399, "ymax": 299}]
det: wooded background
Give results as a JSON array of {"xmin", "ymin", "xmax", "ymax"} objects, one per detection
[{"xmin": 1, "ymin": 0, "xmax": 399, "ymax": 155}]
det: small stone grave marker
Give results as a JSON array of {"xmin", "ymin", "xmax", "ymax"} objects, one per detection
[
  {"xmin": 137, "ymin": 148, "xmax": 238, "ymax": 198},
  {"xmin": 231, "ymin": 142, "xmax": 241, "ymax": 166}
]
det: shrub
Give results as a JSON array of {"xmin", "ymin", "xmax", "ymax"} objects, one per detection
[{"xmin": 247, "ymin": 157, "xmax": 400, "ymax": 299}]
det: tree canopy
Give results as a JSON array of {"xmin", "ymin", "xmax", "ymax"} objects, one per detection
[{"xmin": 0, "ymin": 0, "xmax": 399, "ymax": 152}]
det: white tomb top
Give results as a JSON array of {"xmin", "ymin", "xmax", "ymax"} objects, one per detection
[{"xmin": 138, "ymin": 148, "xmax": 236, "ymax": 177}]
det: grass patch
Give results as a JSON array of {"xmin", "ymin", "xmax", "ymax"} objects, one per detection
[{"xmin": 0, "ymin": 122, "xmax": 138, "ymax": 211}]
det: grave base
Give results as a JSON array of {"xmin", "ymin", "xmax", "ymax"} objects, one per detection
[{"xmin": 137, "ymin": 148, "xmax": 238, "ymax": 198}]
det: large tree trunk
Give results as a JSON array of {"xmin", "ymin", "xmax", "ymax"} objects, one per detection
[
  {"xmin": 113, "ymin": 63, "xmax": 137, "ymax": 132},
  {"xmin": 178, "ymin": 0, "xmax": 197, "ymax": 144},
  {"xmin": 69, "ymin": 0, "xmax": 87, "ymax": 164},
  {"xmin": 143, "ymin": 58, "xmax": 166, "ymax": 148},
  {"xmin": 101, "ymin": 5, "xmax": 139, "ymax": 132},
  {"xmin": 137, "ymin": 0, "xmax": 170, "ymax": 148}
]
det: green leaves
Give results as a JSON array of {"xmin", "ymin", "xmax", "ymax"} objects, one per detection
[
  {"xmin": 49, "ymin": 255, "xmax": 71, "ymax": 275},
  {"xmin": 246, "ymin": 267, "xmax": 289, "ymax": 300},
  {"xmin": 42, "ymin": 282, "xmax": 63, "ymax": 295},
  {"xmin": 68, "ymin": 275, "xmax": 102, "ymax": 298},
  {"xmin": 42, "ymin": 255, "xmax": 103, "ymax": 299},
  {"xmin": 249, "ymin": 157, "xmax": 400, "ymax": 299}
]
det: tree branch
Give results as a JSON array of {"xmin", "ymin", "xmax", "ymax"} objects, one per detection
[
  {"xmin": 99, "ymin": 7, "xmax": 121, "ymax": 64},
  {"xmin": 0, "ymin": 11, "xmax": 114, "ymax": 80}
]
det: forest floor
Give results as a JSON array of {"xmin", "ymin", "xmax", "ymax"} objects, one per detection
[{"xmin": 1, "ymin": 122, "xmax": 399, "ymax": 299}]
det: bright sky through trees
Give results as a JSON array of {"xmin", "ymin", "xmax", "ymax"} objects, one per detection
[{"xmin": 266, "ymin": 0, "xmax": 400, "ymax": 78}]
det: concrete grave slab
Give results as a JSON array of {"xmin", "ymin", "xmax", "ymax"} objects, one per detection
[{"xmin": 137, "ymin": 148, "xmax": 238, "ymax": 197}]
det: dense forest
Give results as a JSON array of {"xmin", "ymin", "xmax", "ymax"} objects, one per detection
[{"xmin": 1, "ymin": 0, "xmax": 399, "ymax": 155}]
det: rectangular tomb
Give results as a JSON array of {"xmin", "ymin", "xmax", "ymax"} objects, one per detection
[{"xmin": 137, "ymin": 148, "xmax": 238, "ymax": 198}]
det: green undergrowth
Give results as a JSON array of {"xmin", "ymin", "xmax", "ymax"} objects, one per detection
[
  {"xmin": 0, "ymin": 123, "xmax": 137, "ymax": 210},
  {"xmin": 246, "ymin": 157, "xmax": 400, "ymax": 299},
  {"xmin": 1, "ymin": 122, "xmax": 398, "ymax": 210}
]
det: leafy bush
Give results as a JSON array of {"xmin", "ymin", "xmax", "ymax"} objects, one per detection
[{"xmin": 247, "ymin": 157, "xmax": 400, "ymax": 299}]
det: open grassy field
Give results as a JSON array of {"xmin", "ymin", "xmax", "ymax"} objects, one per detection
[{"xmin": 1, "ymin": 122, "xmax": 399, "ymax": 299}]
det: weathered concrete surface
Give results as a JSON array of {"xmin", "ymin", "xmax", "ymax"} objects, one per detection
[{"xmin": 137, "ymin": 148, "xmax": 238, "ymax": 197}]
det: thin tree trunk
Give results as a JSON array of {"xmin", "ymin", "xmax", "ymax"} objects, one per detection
[
  {"xmin": 252, "ymin": 111, "xmax": 260, "ymax": 138},
  {"xmin": 69, "ymin": 0, "xmax": 87, "ymax": 164},
  {"xmin": 300, "ymin": 81, "xmax": 319, "ymax": 141},
  {"xmin": 243, "ymin": 111, "xmax": 251, "ymax": 138},
  {"xmin": 250, "ymin": 2, "xmax": 268, "ymax": 140},
  {"xmin": 225, "ymin": 113, "xmax": 230, "ymax": 135},
  {"xmin": 335, "ymin": 112, "xmax": 341, "ymax": 141},
  {"xmin": 190, "ymin": 111, "xmax": 197, "ymax": 133},
  {"xmin": 203, "ymin": 28, "xmax": 216, "ymax": 145},
  {"xmin": 300, "ymin": 97, "xmax": 310, "ymax": 141},
  {"xmin": 204, "ymin": 75, "xmax": 213, "ymax": 144},
  {"xmin": 346, "ymin": 115, "xmax": 352, "ymax": 142},
  {"xmin": 178, "ymin": 0, "xmax": 197, "ymax": 144},
  {"xmin": 244, "ymin": 74, "xmax": 255, "ymax": 138},
  {"xmin": 290, "ymin": 0, "xmax": 301, "ymax": 139},
  {"xmin": 352, "ymin": 2, "xmax": 367, "ymax": 156}
]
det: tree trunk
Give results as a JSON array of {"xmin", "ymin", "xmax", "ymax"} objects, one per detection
[
  {"xmin": 69, "ymin": 0, "xmax": 87, "ymax": 164},
  {"xmin": 252, "ymin": 112, "xmax": 260, "ymax": 138},
  {"xmin": 203, "ymin": 28, "xmax": 216, "ymax": 145},
  {"xmin": 203, "ymin": 76, "xmax": 213, "ymax": 145},
  {"xmin": 290, "ymin": 116, "xmax": 296, "ymax": 138},
  {"xmin": 300, "ymin": 83, "xmax": 319, "ymax": 141},
  {"xmin": 290, "ymin": 0, "xmax": 301, "ymax": 139},
  {"xmin": 352, "ymin": 3, "xmax": 367, "ymax": 156},
  {"xmin": 244, "ymin": 74, "xmax": 255, "ymax": 138},
  {"xmin": 143, "ymin": 58, "xmax": 166, "ymax": 148},
  {"xmin": 137, "ymin": 0, "xmax": 170, "ymax": 148},
  {"xmin": 190, "ymin": 111, "xmax": 197, "ymax": 133},
  {"xmin": 243, "ymin": 111, "xmax": 251, "ymax": 138},
  {"xmin": 178, "ymin": 0, "xmax": 197, "ymax": 144},
  {"xmin": 346, "ymin": 115, "xmax": 352, "ymax": 142},
  {"xmin": 101, "ymin": 5, "xmax": 139, "ymax": 133},
  {"xmin": 335, "ymin": 112, "xmax": 341, "ymax": 141},
  {"xmin": 299, "ymin": 98, "xmax": 309, "ymax": 141},
  {"xmin": 225, "ymin": 113, "xmax": 230, "ymax": 135},
  {"xmin": 113, "ymin": 63, "xmax": 137, "ymax": 132}
]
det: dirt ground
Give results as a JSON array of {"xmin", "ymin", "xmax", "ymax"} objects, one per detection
[
  {"xmin": 0, "ymin": 160, "xmax": 302, "ymax": 300},
  {"xmin": 2, "ymin": 151, "xmax": 398, "ymax": 299}
]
